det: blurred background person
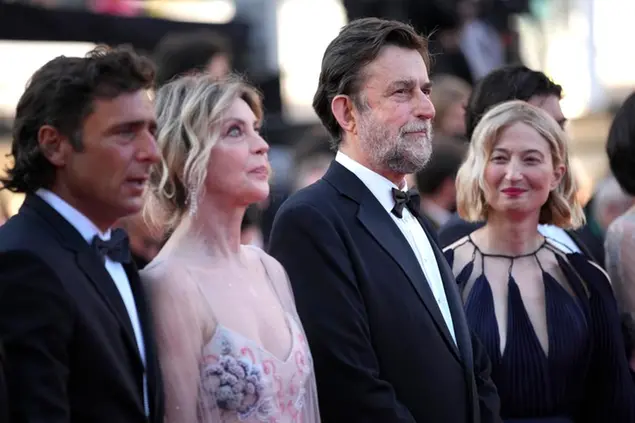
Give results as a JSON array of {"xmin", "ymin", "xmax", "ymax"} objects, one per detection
[
  {"xmin": 589, "ymin": 175, "xmax": 634, "ymax": 237},
  {"xmin": 456, "ymin": 0, "xmax": 505, "ymax": 82},
  {"xmin": 604, "ymin": 91, "xmax": 635, "ymax": 372},
  {"xmin": 240, "ymin": 203, "xmax": 264, "ymax": 247},
  {"xmin": 258, "ymin": 124, "xmax": 335, "ymax": 244},
  {"xmin": 116, "ymin": 213, "xmax": 164, "ymax": 269},
  {"xmin": 429, "ymin": 74, "xmax": 471, "ymax": 140},
  {"xmin": 414, "ymin": 136, "xmax": 467, "ymax": 229},
  {"xmin": 153, "ymin": 29, "xmax": 233, "ymax": 88},
  {"xmin": 290, "ymin": 125, "xmax": 335, "ymax": 193}
]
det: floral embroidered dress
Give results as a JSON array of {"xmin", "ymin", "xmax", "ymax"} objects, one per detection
[
  {"xmin": 199, "ymin": 313, "xmax": 312, "ymax": 422},
  {"xmin": 142, "ymin": 245, "xmax": 321, "ymax": 423}
]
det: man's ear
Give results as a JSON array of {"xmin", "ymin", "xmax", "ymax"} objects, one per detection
[
  {"xmin": 331, "ymin": 94, "xmax": 359, "ymax": 135},
  {"xmin": 38, "ymin": 125, "xmax": 71, "ymax": 167}
]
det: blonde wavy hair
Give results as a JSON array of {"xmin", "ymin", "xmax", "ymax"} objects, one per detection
[
  {"xmin": 144, "ymin": 73, "xmax": 263, "ymax": 232},
  {"xmin": 456, "ymin": 100, "xmax": 585, "ymax": 229}
]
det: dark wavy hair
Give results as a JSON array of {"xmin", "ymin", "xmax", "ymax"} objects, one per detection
[
  {"xmin": 1, "ymin": 45, "xmax": 155, "ymax": 194},
  {"xmin": 465, "ymin": 65, "xmax": 563, "ymax": 140}
]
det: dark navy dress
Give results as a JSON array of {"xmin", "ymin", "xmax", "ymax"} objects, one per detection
[{"xmin": 444, "ymin": 237, "xmax": 635, "ymax": 423}]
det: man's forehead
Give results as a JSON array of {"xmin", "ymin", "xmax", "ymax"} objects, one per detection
[
  {"xmin": 362, "ymin": 48, "xmax": 429, "ymax": 88},
  {"xmin": 92, "ymin": 91, "xmax": 155, "ymax": 120}
]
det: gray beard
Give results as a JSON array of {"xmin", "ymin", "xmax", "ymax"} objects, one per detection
[{"xmin": 358, "ymin": 112, "xmax": 433, "ymax": 175}]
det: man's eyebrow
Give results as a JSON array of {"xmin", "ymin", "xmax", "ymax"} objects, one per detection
[{"xmin": 385, "ymin": 79, "xmax": 432, "ymax": 92}]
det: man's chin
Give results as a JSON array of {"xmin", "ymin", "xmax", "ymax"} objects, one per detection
[{"xmin": 386, "ymin": 160, "xmax": 428, "ymax": 175}]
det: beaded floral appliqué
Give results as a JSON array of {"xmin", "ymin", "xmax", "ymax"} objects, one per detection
[{"xmin": 201, "ymin": 338, "xmax": 272, "ymax": 420}]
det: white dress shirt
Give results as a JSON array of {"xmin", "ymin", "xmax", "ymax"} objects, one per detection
[
  {"xmin": 538, "ymin": 224, "xmax": 581, "ymax": 254},
  {"xmin": 36, "ymin": 189, "xmax": 149, "ymax": 416},
  {"xmin": 336, "ymin": 152, "xmax": 457, "ymax": 344}
]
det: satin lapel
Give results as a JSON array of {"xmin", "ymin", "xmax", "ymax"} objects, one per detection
[
  {"xmin": 357, "ymin": 202, "xmax": 461, "ymax": 362},
  {"xmin": 21, "ymin": 195, "xmax": 143, "ymax": 368},
  {"xmin": 75, "ymin": 250, "xmax": 143, "ymax": 369},
  {"xmin": 125, "ymin": 263, "xmax": 162, "ymax": 421},
  {"xmin": 416, "ymin": 214, "xmax": 474, "ymax": 371},
  {"xmin": 565, "ymin": 229, "xmax": 599, "ymax": 264}
]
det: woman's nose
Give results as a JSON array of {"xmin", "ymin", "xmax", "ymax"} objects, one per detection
[
  {"xmin": 505, "ymin": 160, "xmax": 523, "ymax": 181},
  {"xmin": 252, "ymin": 133, "xmax": 270, "ymax": 155}
]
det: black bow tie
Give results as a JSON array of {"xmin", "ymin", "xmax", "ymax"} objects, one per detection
[
  {"xmin": 91, "ymin": 228, "xmax": 131, "ymax": 264},
  {"xmin": 391, "ymin": 188, "xmax": 420, "ymax": 218}
]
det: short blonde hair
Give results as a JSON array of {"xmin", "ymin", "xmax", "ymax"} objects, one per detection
[
  {"xmin": 144, "ymin": 73, "xmax": 262, "ymax": 231},
  {"xmin": 456, "ymin": 100, "xmax": 585, "ymax": 228}
]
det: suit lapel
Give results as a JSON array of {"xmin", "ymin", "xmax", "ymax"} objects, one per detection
[
  {"xmin": 416, "ymin": 215, "xmax": 474, "ymax": 371},
  {"xmin": 125, "ymin": 263, "xmax": 163, "ymax": 421},
  {"xmin": 323, "ymin": 162, "xmax": 462, "ymax": 361},
  {"xmin": 357, "ymin": 204, "xmax": 461, "ymax": 361},
  {"xmin": 79, "ymin": 249, "xmax": 146, "ymax": 376},
  {"xmin": 566, "ymin": 229, "xmax": 599, "ymax": 264},
  {"xmin": 23, "ymin": 195, "xmax": 143, "ymax": 369}
]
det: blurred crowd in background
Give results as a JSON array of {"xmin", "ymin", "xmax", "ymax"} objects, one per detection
[{"xmin": 0, "ymin": 0, "xmax": 633, "ymax": 266}]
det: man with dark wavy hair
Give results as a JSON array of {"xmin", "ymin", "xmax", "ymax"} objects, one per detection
[
  {"xmin": 270, "ymin": 17, "xmax": 501, "ymax": 423},
  {"xmin": 0, "ymin": 46, "xmax": 164, "ymax": 423}
]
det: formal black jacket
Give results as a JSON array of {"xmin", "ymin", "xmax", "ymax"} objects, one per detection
[
  {"xmin": 0, "ymin": 194, "xmax": 164, "ymax": 423},
  {"xmin": 268, "ymin": 161, "xmax": 502, "ymax": 423},
  {"xmin": 0, "ymin": 342, "xmax": 7, "ymax": 423},
  {"xmin": 437, "ymin": 213, "xmax": 605, "ymax": 267}
]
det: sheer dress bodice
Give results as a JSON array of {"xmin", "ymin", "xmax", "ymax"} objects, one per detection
[
  {"xmin": 142, "ymin": 245, "xmax": 320, "ymax": 423},
  {"xmin": 199, "ymin": 312, "xmax": 312, "ymax": 422},
  {"xmin": 444, "ymin": 237, "xmax": 635, "ymax": 422}
]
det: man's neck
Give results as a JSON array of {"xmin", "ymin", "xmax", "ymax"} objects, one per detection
[{"xmin": 38, "ymin": 187, "xmax": 113, "ymax": 234}]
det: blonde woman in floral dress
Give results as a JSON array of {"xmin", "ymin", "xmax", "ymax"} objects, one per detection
[{"xmin": 142, "ymin": 74, "xmax": 320, "ymax": 423}]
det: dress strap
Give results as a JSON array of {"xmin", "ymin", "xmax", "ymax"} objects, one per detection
[{"xmin": 467, "ymin": 235, "xmax": 548, "ymax": 277}]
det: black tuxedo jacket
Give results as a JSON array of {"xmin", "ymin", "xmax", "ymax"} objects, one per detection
[
  {"xmin": 0, "ymin": 342, "xmax": 7, "ymax": 423},
  {"xmin": 0, "ymin": 195, "xmax": 164, "ymax": 423},
  {"xmin": 437, "ymin": 213, "xmax": 606, "ymax": 267},
  {"xmin": 268, "ymin": 162, "xmax": 501, "ymax": 423}
]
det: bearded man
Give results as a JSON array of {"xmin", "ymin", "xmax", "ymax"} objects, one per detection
[{"xmin": 268, "ymin": 17, "xmax": 502, "ymax": 423}]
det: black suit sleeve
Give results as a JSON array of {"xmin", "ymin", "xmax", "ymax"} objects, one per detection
[
  {"xmin": 471, "ymin": 333, "xmax": 502, "ymax": 423},
  {"xmin": 0, "ymin": 342, "xmax": 7, "ymax": 423},
  {"xmin": 268, "ymin": 202, "xmax": 417, "ymax": 423},
  {"xmin": 0, "ymin": 251, "xmax": 74, "ymax": 423}
]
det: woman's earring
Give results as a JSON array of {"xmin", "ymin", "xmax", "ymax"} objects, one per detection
[{"xmin": 187, "ymin": 181, "xmax": 199, "ymax": 217}]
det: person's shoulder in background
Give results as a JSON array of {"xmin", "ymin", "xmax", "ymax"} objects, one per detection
[{"xmin": 437, "ymin": 212, "xmax": 485, "ymax": 248}]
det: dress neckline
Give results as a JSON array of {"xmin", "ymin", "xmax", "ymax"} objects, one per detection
[
  {"xmin": 203, "ymin": 312, "xmax": 298, "ymax": 364},
  {"xmin": 467, "ymin": 234, "xmax": 547, "ymax": 259}
]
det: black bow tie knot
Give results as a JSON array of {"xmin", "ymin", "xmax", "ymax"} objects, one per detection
[
  {"xmin": 391, "ymin": 188, "xmax": 420, "ymax": 218},
  {"xmin": 91, "ymin": 228, "xmax": 131, "ymax": 264}
]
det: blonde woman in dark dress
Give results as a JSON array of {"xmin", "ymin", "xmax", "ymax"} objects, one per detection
[{"xmin": 444, "ymin": 100, "xmax": 635, "ymax": 422}]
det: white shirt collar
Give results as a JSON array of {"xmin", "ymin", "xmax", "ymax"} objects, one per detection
[
  {"xmin": 36, "ymin": 188, "xmax": 111, "ymax": 243},
  {"xmin": 335, "ymin": 151, "xmax": 407, "ymax": 214}
]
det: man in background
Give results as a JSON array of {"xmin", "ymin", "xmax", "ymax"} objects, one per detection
[
  {"xmin": 415, "ymin": 136, "xmax": 467, "ymax": 229},
  {"xmin": 153, "ymin": 29, "xmax": 232, "ymax": 87}
]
